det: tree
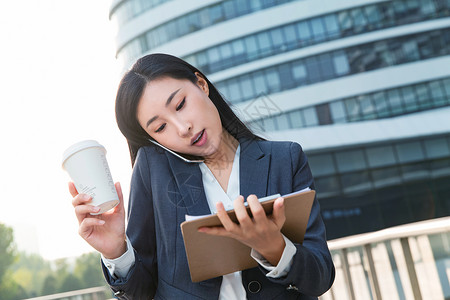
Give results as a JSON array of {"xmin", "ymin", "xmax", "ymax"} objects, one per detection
[
  {"xmin": 74, "ymin": 252, "xmax": 106, "ymax": 288},
  {"xmin": 0, "ymin": 225, "xmax": 107, "ymax": 297},
  {"xmin": 10, "ymin": 252, "xmax": 52, "ymax": 297},
  {"xmin": 0, "ymin": 223, "xmax": 27, "ymax": 300},
  {"xmin": 53, "ymin": 258, "xmax": 70, "ymax": 279},
  {"xmin": 59, "ymin": 273, "xmax": 83, "ymax": 293},
  {"xmin": 0, "ymin": 276, "xmax": 28, "ymax": 300},
  {"xmin": 0, "ymin": 223, "xmax": 15, "ymax": 283},
  {"xmin": 41, "ymin": 275, "xmax": 57, "ymax": 295}
]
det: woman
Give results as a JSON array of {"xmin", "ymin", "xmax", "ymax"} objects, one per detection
[{"xmin": 70, "ymin": 53, "xmax": 335, "ymax": 299}]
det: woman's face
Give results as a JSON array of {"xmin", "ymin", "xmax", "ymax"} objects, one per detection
[{"xmin": 137, "ymin": 74, "xmax": 223, "ymax": 158}]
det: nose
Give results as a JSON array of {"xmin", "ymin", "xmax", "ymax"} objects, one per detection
[{"xmin": 174, "ymin": 118, "xmax": 192, "ymax": 137}]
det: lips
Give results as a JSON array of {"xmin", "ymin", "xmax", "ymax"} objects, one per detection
[{"xmin": 191, "ymin": 129, "xmax": 205, "ymax": 145}]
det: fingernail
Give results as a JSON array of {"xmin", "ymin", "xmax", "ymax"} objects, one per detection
[
  {"xmin": 198, "ymin": 227, "xmax": 206, "ymax": 232},
  {"xmin": 279, "ymin": 197, "xmax": 284, "ymax": 206},
  {"xmin": 98, "ymin": 220, "xmax": 105, "ymax": 225},
  {"xmin": 92, "ymin": 206, "xmax": 101, "ymax": 212},
  {"xmin": 82, "ymin": 194, "xmax": 90, "ymax": 200}
]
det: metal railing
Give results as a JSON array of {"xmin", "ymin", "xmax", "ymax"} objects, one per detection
[
  {"xmin": 320, "ymin": 216, "xmax": 450, "ymax": 300},
  {"xmin": 23, "ymin": 217, "xmax": 450, "ymax": 300}
]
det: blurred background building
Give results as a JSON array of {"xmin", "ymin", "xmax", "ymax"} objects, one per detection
[{"xmin": 109, "ymin": 0, "xmax": 450, "ymax": 299}]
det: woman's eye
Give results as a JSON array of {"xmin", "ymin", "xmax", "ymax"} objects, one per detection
[
  {"xmin": 176, "ymin": 98, "xmax": 185, "ymax": 111},
  {"xmin": 155, "ymin": 123, "xmax": 166, "ymax": 133}
]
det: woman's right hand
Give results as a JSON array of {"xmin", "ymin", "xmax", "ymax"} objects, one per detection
[{"xmin": 70, "ymin": 182, "xmax": 127, "ymax": 259}]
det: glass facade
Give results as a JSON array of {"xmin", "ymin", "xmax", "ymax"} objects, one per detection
[
  {"xmin": 110, "ymin": 0, "xmax": 174, "ymax": 26},
  {"xmin": 111, "ymin": 1, "xmax": 450, "ymax": 296},
  {"xmin": 306, "ymin": 134, "xmax": 450, "ymax": 239},
  {"xmin": 248, "ymin": 76, "xmax": 450, "ymax": 131},
  {"xmin": 116, "ymin": 0, "xmax": 299, "ymax": 64},
  {"xmin": 215, "ymin": 28, "xmax": 450, "ymax": 104},
  {"xmin": 183, "ymin": 0, "xmax": 450, "ymax": 74}
]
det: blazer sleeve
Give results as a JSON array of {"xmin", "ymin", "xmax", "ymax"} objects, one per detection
[
  {"xmin": 261, "ymin": 142, "xmax": 335, "ymax": 296},
  {"xmin": 102, "ymin": 148, "xmax": 158, "ymax": 299}
]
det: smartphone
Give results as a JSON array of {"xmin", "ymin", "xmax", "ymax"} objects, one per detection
[{"xmin": 149, "ymin": 139, "xmax": 204, "ymax": 163}]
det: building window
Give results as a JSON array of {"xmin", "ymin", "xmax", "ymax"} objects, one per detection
[
  {"xmin": 309, "ymin": 154, "xmax": 336, "ymax": 176},
  {"xmin": 217, "ymin": 28, "xmax": 450, "ymax": 105},
  {"xmin": 330, "ymin": 101, "xmax": 347, "ymax": 123},
  {"xmin": 118, "ymin": 0, "xmax": 450, "ymax": 69},
  {"xmin": 367, "ymin": 146, "xmax": 397, "ymax": 168},
  {"xmin": 249, "ymin": 77, "xmax": 450, "ymax": 132},
  {"xmin": 302, "ymin": 107, "xmax": 318, "ymax": 127},
  {"xmin": 424, "ymin": 138, "xmax": 450, "ymax": 159},
  {"xmin": 335, "ymin": 149, "xmax": 367, "ymax": 173},
  {"xmin": 396, "ymin": 141, "xmax": 425, "ymax": 163},
  {"xmin": 316, "ymin": 103, "xmax": 333, "ymax": 125},
  {"xmin": 307, "ymin": 134, "xmax": 450, "ymax": 239}
]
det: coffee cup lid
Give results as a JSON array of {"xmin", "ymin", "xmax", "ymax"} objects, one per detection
[{"xmin": 62, "ymin": 140, "xmax": 106, "ymax": 169}]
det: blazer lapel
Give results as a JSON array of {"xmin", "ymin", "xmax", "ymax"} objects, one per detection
[
  {"xmin": 165, "ymin": 153, "xmax": 211, "ymax": 216},
  {"xmin": 164, "ymin": 138, "xmax": 271, "ymax": 214},
  {"xmin": 239, "ymin": 139, "xmax": 270, "ymax": 200}
]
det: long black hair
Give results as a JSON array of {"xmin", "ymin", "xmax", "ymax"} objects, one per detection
[{"xmin": 115, "ymin": 53, "xmax": 263, "ymax": 166}]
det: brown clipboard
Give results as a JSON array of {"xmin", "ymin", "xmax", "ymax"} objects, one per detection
[{"xmin": 180, "ymin": 189, "xmax": 316, "ymax": 282}]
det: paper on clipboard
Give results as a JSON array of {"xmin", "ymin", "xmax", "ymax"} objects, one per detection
[
  {"xmin": 180, "ymin": 188, "xmax": 315, "ymax": 282},
  {"xmin": 184, "ymin": 187, "xmax": 310, "ymax": 221}
]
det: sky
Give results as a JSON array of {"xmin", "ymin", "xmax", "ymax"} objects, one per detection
[{"xmin": 0, "ymin": 0, "xmax": 133, "ymax": 260}]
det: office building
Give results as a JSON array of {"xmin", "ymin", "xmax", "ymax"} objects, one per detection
[
  {"xmin": 109, "ymin": 1, "xmax": 450, "ymax": 298},
  {"xmin": 109, "ymin": 0, "xmax": 450, "ymax": 239}
]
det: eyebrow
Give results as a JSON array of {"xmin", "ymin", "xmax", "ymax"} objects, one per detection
[
  {"xmin": 166, "ymin": 88, "xmax": 181, "ymax": 107},
  {"xmin": 146, "ymin": 116, "xmax": 158, "ymax": 128},
  {"xmin": 145, "ymin": 88, "xmax": 182, "ymax": 128}
]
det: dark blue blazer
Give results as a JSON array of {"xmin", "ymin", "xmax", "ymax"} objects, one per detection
[{"xmin": 103, "ymin": 139, "xmax": 335, "ymax": 299}]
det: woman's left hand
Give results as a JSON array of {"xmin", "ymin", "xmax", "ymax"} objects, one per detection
[{"xmin": 198, "ymin": 195, "xmax": 286, "ymax": 266}]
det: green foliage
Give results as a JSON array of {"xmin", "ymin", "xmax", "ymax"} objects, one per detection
[
  {"xmin": 41, "ymin": 274, "xmax": 57, "ymax": 295},
  {"xmin": 74, "ymin": 252, "xmax": 106, "ymax": 288},
  {"xmin": 59, "ymin": 273, "xmax": 83, "ymax": 293},
  {"xmin": 0, "ymin": 223, "xmax": 108, "ymax": 298},
  {"xmin": 53, "ymin": 257, "xmax": 70, "ymax": 282},
  {"xmin": 39, "ymin": 252, "xmax": 107, "ymax": 295},
  {"xmin": 0, "ymin": 223, "xmax": 27, "ymax": 300},
  {"xmin": 10, "ymin": 251, "xmax": 51, "ymax": 273},
  {"xmin": 10, "ymin": 251, "xmax": 52, "ymax": 297},
  {"xmin": 0, "ymin": 223, "xmax": 16, "ymax": 283},
  {"xmin": 0, "ymin": 275, "xmax": 28, "ymax": 300}
]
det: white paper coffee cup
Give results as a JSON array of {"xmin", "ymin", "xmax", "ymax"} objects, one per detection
[{"xmin": 62, "ymin": 140, "xmax": 119, "ymax": 215}]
